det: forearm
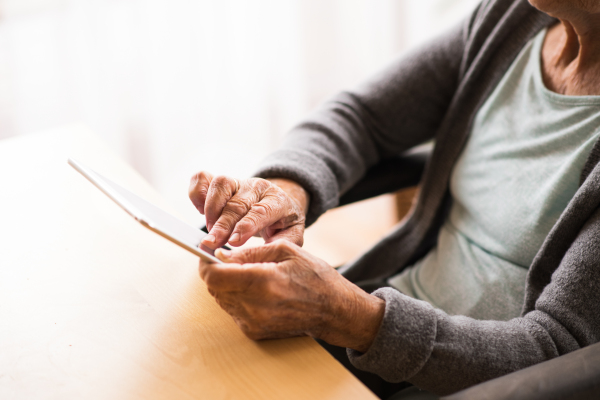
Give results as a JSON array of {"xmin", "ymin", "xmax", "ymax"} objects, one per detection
[
  {"xmin": 347, "ymin": 289, "xmax": 561, "ymax": 395},
  {"xmin": 349, "ymin": 271, "xmax": 599, "ymax": 396}
]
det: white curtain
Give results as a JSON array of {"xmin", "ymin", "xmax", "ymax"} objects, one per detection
[{"xmin": 0, "ymin": 0, "xmax": 478, "ymax": 224}]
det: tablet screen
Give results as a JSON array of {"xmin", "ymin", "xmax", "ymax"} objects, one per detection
[{"xmin": 68, "ymin": 159, "xmax": 222, "ymax": 264}]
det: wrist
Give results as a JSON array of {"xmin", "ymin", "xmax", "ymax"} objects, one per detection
[
  {"xmin": 348, "ymin": 293, "xmax": 386, "ymax": 353},
  {"xmin": 316, "ymin": 282, "xmax": 385, "ymax": 353},
  {"xmin": 266, "ymin": 178, "xmax": 310, "ymax": 217}
]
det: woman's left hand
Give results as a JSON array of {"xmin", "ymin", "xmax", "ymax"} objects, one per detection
[{"xmin": 199, "ymin": 240, "xmax": 385, "ymax": 352}]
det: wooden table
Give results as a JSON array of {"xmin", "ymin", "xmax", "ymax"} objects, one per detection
[{"xmin": 0, "ymin": 126, "xmax": 376, "ymax": 400}]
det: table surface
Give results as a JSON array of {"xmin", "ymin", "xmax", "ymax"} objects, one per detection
[{"xmin": 0, "ymin": 126, "xmax": 376, "ymax": 400}]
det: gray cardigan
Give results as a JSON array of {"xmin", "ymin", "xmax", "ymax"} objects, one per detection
[{"xmin": 254, "ymin": 0, "xmax": 600, "ymax": 395}]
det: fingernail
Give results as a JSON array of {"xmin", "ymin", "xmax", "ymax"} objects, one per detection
[
  {"xmin": 203, "ymin": 234, "xmax": 216, "ymax": 244},
  {"xmin": 217, "ymin": 249, "xmax": 231, "ymax": 258},
  {"xmin": 230, "ymin": 233, "xmax": 240, "ymax": 243}
]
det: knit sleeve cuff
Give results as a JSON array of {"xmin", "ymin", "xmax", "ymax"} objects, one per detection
[
  {"xmin": 347, "ymin": 287, "xmax": 438, "ymax": 382},
  {"xmin": 253, "ymin": 149, "xmax": 340, "ymax": 227}
]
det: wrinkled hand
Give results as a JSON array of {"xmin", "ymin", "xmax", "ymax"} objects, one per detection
[
  {"xmin": 199, "ymin": 240, "xmax": 385, "ymax": 352},
  {"xmin": 189, "ymin": 172, "xmax": 309, "ymax": 250}
]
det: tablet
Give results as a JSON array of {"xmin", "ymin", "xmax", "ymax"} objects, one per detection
[{"xmin": 68, "ymin": 158, "xmax": 222, "ymax": 264}]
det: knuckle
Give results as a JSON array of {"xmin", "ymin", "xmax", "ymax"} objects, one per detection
[
  {"xmin": 236, "ymin": 319, "xmax": 252, "ymax": 335},
  {"xmin": 209, "ymin": 222, "xmax": 229, "ymax": 235},
  {"xmin": 189, "ymin": 171, "xmax": 202, "ymax": 185},
  {"xmin": 190, "ymin": 171, "xmax": 211, "ymax": 188},
  {"xmin": 211, "ymin": 175, "xmax": 232, "ymax": 193},
  {"xmin": 250, "ymin": 178, "xmax": 271, "ymax": 193},
  {"xmin": 212, "ymin": 175, "xmax": 229, "ymax": 185},
  {"xmin": 224, "ymin": 197, "xmax": 252, "ymax": 216},
  {"xmin": 244, "ymin": 326, "xmax": 265, "ymax": 341},
  {"xmin": 238, "ymin": 213, "xmax": 262, "ymax": 231},
  {"xmin": 213, "ymin": 211, "xmax": 241, "ymax": 232},
  {"xmin": 213, "ymin": 295, "xmax": 233, "ymax": 312},
  {"xmin": 199, "ymin": 171, "xmax": 212, "ymax": 182},
  {"xmin": 189, "ymin": 172, "xmax": 211, "ymax": 197},
  {"xmin": 273, "ymin": 239, "xmax": 290, "ymax": 251},
  {"xmin": 281, "ymin": 240, "xmax": 295, "ymax": 251},
  {"xmin": 251, "ymin": 202, "xmax": 274, "ymax": 218},
  {"xmin": 273, "ymin": 239, "xmax": 297, "ymax": 256}
]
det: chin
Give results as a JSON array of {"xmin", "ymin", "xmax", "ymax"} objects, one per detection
[{"xmin": 528, "ymin": 0, "xmax": 600, "ymax": 15}]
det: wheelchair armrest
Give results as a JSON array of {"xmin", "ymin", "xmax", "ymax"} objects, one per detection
[
  {"xmin": 338, "ymin": 144, "xmax": 432, "ymax": 207},
  {"xmin": 442, "ymin": 341, "xmax": 600, "ymax": 400}
]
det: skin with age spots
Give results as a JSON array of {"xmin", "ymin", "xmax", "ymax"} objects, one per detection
[
  {"xmin": 188, "ymin": 173, "xmax": 309, "ymax": 249},
  {"xmin": 199, "ymin": 240, "xmax": 385, "ymax": 353}
]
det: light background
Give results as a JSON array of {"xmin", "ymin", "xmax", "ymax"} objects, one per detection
[{"xmin": 0, "ymin": 0, "xmax": 478, "ymax": 227}]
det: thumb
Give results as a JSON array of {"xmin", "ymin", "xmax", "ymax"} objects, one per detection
[
  {"xmin": 263, "ymin": 224, "xmax": 304, "ymax": 247},
  {"xmin": 215, "ymin": 240, "xmax": 297, "ymax": 264}
]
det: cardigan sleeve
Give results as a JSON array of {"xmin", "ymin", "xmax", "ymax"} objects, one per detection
[
  {"xmin": 253, "ymin": 13, "xmax": 476, "ymax": 226},
  {"xmin": 347, "ymin": 203, "xmax": 600, "ymax": 395}
]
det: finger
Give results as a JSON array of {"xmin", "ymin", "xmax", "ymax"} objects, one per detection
[
  {"xmin": 262, "ymin": 223, "xmax": 304, "ymax": 247},
  {"xmin": 215, "ymin": 240, "xmax": 297, "ymax": 264},
  {"xmin": 202, "ymin": 175, "xmax": 238, "ymax": 244},
  {"xmin": 199, "ymin": 258, "xmax": 273, "ymax": 292},
  {"xmin": 206, "ymin": 185, "xmax": 264, "ymax": 248},
  {"xmin": 229, "ymin": 191, "xmax": 292, "ymax": 245},
  {"xmin": 188, "ymin": 171, "xmax": 214, "ymax": 215}
]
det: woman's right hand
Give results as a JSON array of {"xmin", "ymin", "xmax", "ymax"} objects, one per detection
[{"xmin": 188, "ymin": 172, "xmax": 310, "ymax": 250}]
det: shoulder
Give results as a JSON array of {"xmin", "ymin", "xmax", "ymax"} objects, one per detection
[{"xmin": 459, "ymin": 0, "xmax": 554, "ymax": 79}]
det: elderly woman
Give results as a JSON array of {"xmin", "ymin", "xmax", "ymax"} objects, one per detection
[{"xmin": 188, "ymin": 0, "xmax": 600, "ymax": 397}]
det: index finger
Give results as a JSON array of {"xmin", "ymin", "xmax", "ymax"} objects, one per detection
[
  {"xmin": 199, "ymin": 259, "xmax": 274, "ymax": 292},
  {"xmin": 214, "ymin": 240, "xmax": 298, "ymax": 264},
  {"xmin": 228, "ymin": 190, "xmax": 294, "ymax": 246}
]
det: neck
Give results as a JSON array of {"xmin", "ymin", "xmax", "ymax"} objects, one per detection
[
  {"xmin": 553, "ymin": 17, "xmax": 600, "ymax": 71},
  {"xmin": 540, "ymin": 8, "xmax": 600, "ymax": 96}
]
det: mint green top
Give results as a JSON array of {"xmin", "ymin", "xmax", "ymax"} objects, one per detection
[{"xmin": 388, "ymin": 28, "xmax": 600, "ymax": 320}]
